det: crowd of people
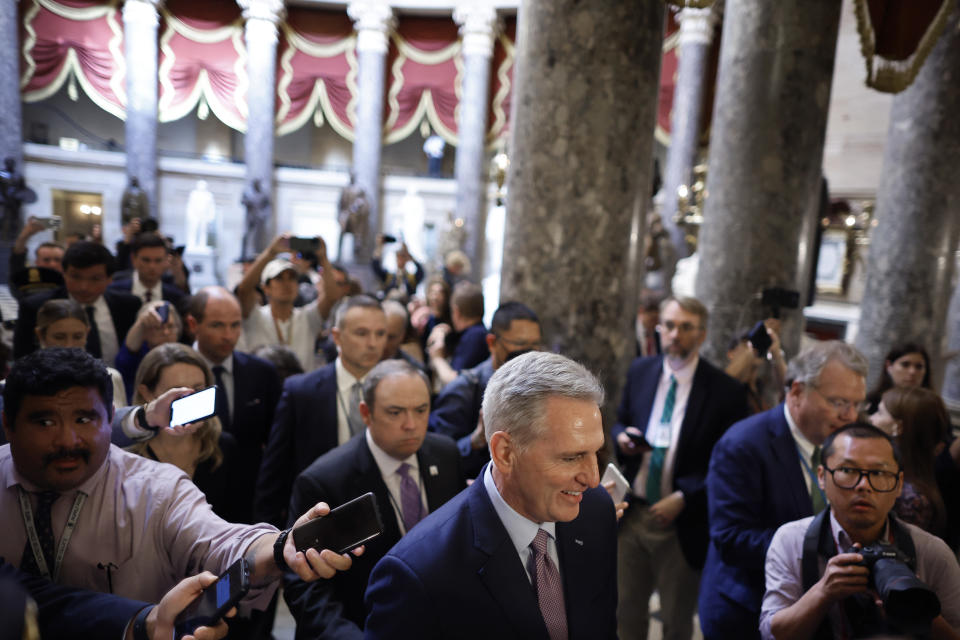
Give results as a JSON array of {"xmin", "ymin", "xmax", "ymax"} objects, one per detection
[{"xmin": 2, "ymin": 220, "xmax": 960, "ymax": 640}]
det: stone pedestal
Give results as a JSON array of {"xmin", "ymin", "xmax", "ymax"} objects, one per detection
[
  {"xmin": 659, "ymin": 6, "xmax": 719, "ymax": 272},
  {"xmin": 240, "ymin": 0, "xmax": 284, "ymax": 253},
  {"xmin": 694, "ymin": 0, "xmax": 841, "ymax": 364},
  {"xmin": 453, "ymin": 4, "xmax": 498, "ymax": 282},
  {"xmin": 348, "ymin": 1, "xmax": 394, "ymax": 268},
  {"xmin": 861, "ymin": 6, "xmax": 960, "ymax": 392},
  {"xmin": 122, "ymin": 0, "xmax": 161, "ymax": 220},
  {"xmin": 500, "ymin": 0, "xmax": 664, "ymax": 421}
]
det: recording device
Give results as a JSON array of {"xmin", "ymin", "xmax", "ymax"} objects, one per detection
[
  {"xmin": 293, "ymin": 492, "xmax": 384, "ymax": 555},
  {"xmin": 761, "ymin": 287, "xmax": 800, "ymax": 318},
  {"xmin": 174, "ymin": 557, "xmax": 249, "ymax": 639},
  {"xmin": 170, "ymin": 386, "xmax": 218, "ymax": 427},
  {"xmin": 601, "ymin": 463, "xmax": 630, "ymax": 504},
  {"xmin": 747, "ymin": 320, "xmax": 772, "ymax": 357},
  {"xmin": 289, "ymin": 236, "xmax": 319, "ymax": 255},
  {"xmin": 156, "ymin": 301, "xmax": 170, "ymax": 324},
  {"xmin": 848, "ymin": 543, "xmax": 940, "ymax": 627},
  {"xmin": 625, "ymin": 429, "xmax": 651, "ymax": 449},
  {"xmin": 34, "ymin": 216, "xmax": 61, "ymax": 230},
  {"xmin": 380, "ymin": 234, "xmax": 398, "ymax": 243}
]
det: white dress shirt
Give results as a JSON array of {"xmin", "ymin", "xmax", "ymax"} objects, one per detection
[
  {"xmin": 72, "ymin": 294, "xmax": 119, "ymax": 366},
  {"xmin": 196, "ymin": 347, "xmax": 234, "ymax": 416},
  {"xmin": 364, "ymin": 429, "xmax": 426, "ymax": 536},
  {"xmin": 784, "ymin": 404, "xmax": 818, "ymax": 495},
  {"xmin": 483, "ymin": 464, "xmax": 560, "ymax": 583},
  {"xmin": 633, "ymin": 356, "xmax": 698, "ymax": 499},
  {"xmin": 335, "ymin": 358, "xmax": 367, "ymax": 447},
  {"xmin": 131, "ymin": 272, "xmax": 163, "ymax": 304}
]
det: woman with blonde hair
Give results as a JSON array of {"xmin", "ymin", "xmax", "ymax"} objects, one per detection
[{"xmin": 128, "ymin": 342, "xmax": 242, "ymax": 521}]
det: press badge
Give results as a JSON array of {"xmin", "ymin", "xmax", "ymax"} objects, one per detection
[{"xmin": 649, "ymin": 421, "xmax": 672, "ymax": 448}]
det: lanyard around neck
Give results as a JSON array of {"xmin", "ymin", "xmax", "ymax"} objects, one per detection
[{"xmin": 18, "ymin": 486, "xmax": 86, "ymax": 581}]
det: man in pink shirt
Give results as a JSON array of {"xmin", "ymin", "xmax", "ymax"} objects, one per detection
[{"xmin": 0, "ymin": 347, "xmax": 355, "ymax": 609}]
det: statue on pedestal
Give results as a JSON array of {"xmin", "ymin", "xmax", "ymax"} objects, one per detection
[
  {"xmin": 186, "ymin": 180, "xmax": 216, "ymax": 250},
  {"xmin": 242, "ymin": 179, "xmax": 270, "ymax": 258},
  {"xmin": 121, "ymin": 176, "xmax": 149, "ymax": 224},
  {"xmin": 337, "ymin": 171, "xmax": 370, "ymax": 261},
  {"xmin": 0, "ymin": 157, "xmax": 37, "ymax": 240}
]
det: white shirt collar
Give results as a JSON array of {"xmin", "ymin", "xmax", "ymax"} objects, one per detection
[
  {"xmin": 784, "ymin": 403, "xmax": 817, "ymax": 461},
  {"xmin": 365, "ymin": 428, "xmax": 418, "ymax": 474},
  {"xmin": 195, "ymin": 344, "xmax": 233, "ymax": 374},
  {"xmin": 663, "ymin": 353, "xmax": 698, "ymax": 385},
  {"xmin": 335, "ymin": 357, "xmax": 365, "ymax": 394},
  {"xmin": 829, "ymin": 508, "xmax": 891, "ymax": 550},
  {"xmin": 132, "ymin": 272, "xmax": 163, "ymax": 302},
  {"xmin": 482, "ymin": 464, "xmax": 557, "ymax": 557},
  {"xmin": 69, "ymin": 293, "xmax": 106, "ymax": 313}
]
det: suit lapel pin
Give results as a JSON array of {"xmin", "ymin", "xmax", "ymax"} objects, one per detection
[{"xmin": 429, "ymin": 465, "xmax": 439, "ymax": 476}]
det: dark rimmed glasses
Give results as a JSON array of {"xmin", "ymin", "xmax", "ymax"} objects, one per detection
[{"xmin": 822, "ymin": 465, "xmax": 900, "ymax": 492}]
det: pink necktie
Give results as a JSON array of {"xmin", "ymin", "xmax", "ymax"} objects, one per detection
[{"xmin": 530, "ymin": 528, "xmax": 568, "ymax": 640}]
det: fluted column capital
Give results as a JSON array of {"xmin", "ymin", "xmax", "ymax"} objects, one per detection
[
  {"xmin": 453, "ymin": 3, "xmax": 499, "ymax": 59},
  {"xmin": 348, "ymin": 1, "xmax": 395, "ymax": 54}
]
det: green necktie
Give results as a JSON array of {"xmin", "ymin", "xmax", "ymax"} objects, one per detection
[
  {"xmin": 646, "ymin": 375, "xmax": 677, "ymax": 503},
  {"xmin": 810, "ymin": 446, "xmax": 826, "ymax": 513}
]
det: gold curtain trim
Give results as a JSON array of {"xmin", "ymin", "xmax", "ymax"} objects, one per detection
[
  {"xmin": 37, "ymin": 0, "xmax": 112, "ymax": 21},
  {"xmin": 282, "ymin": 21, "xmax": 355, "ymax": 57},
  {"xmin": 485, "ymin": 31, "xmax": 513, "ymax": 148},
  {"xmin": 164, "ymin": 10, "xmax": 243, "ymax": 44},
  {"xmin": 21, "ymin": 0, "xmax": 42, "ymax": 89},
  {"xmin": 393, "ymin": 31, "xmax": 460, "ymax": 65},
  {"xmin": 853, "ymin": 0, "xmax": 957, "ymax": 93}
]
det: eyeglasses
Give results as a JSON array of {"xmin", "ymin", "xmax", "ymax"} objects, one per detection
[
  {"xmin": 657, "ymin": 321, "xmax": 701, "ymax": 334},
  {"xmin": 495, "ymin": 335, "xmax": 542, "ymax": 352},
  {"xmin": 822, "ymin": 465, "xmax": 900, "ymax": 492},
  {"xmin": 809, "ymin": 385, "xmax": 867, "ymax": 416}
]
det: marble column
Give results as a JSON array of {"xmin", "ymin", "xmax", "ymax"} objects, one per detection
[
  {"xmin": 500, "ymin": 0, "xmax": 664, "ymax": 422},
  {"xmin": 453, "ymin": 3, "xmax": 498, "ymax": 281},
  {"xmin": 123, "ymin": 0, "xmax": 162, "ymax": 221},
  {"xmin": 659, "ymin": 5, "xmax": 720, "ymax": 272},
  {"xmin": 0, "ymin": 0, "xmax": 22, "ymax": 170},
  {"xmin": 694, "ymin": 0, "xmax": 841, "ymax": 364},
  {"xmin": 347, "ymin": 1, "xmax": 393, "ymax": 267},
  {"xmin": 239, "ymin": 0, "xmax": 284, "ymax": 254},
  {"xmin": 861, "ymin": 6, "xmax": 960, "ymax": 392}
]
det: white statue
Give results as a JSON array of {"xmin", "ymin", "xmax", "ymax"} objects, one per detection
[{"xmin": 186, "ymin": 180, "xmax": 216, "ymax": 250}]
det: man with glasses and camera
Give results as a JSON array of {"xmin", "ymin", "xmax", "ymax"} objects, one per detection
[
  {"xmin": 700, "ymin": 341, "xmax": 869, "ymax": 639},
  {"xmin": 760, "ymin": 423, "xmax": 960, "ymax": 639},
  {"xmin": 428, "ymin": 301, "xmax": 542, "ymax": 479},
  {"xmin": 612, "ymin": 296, "xmax": 748, "ymax": 640}
]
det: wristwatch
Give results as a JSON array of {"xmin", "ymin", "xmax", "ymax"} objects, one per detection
[
  {"xmin": 274, "ymin": 527, "xmax": 292, "ymax": 571},
  {"xmin": 132, "ymin": 605, "xmax": 153, "ymax": 640},
  {"xmin": 135, "ymin": 406, "xmax": 159, "ymax": 433}
]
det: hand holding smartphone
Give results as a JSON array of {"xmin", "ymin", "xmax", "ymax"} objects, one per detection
[
  {"xmin": 601, "ymin": 463, "xmax": 630, "ymax": 504},
  {"xmin": 173, "ymin": 558, "xmax": 249, "ymax": 639},
  {"xmin": 170, "ymin": 386, "xmax": 218, "ymax": 427},
  {"xmin": 293, "ymin": 492, "xmax": 384, "ymax": 555}
]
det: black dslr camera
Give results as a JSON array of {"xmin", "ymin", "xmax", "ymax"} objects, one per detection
[{"xmin": 849, "ymin": 543, "xmax": 940, "ymax": 627}]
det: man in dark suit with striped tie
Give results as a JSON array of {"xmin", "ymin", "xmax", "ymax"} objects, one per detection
[{"xmin": 283, "ymin": 359, "xmax": 463, "ymax": 639}]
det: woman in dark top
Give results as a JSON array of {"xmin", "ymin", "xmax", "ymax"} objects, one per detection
[
  {"xmin": 871, "ymin": 386, "xmax": 949, "ymax": 541},
  {"xmin": 865, "ymin": 342, "xmax": 932, "ymax": 414},
  {"xmin": 126, "ymin": 343, "xmax": 244, "ymax": 522}
]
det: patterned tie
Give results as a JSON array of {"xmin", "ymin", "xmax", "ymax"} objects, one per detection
[
  {"xmin": 396, "ymin": 463, "xmax": 423, "ymax": 532},
  {"xmin": 347, "ymin": 382, "xmax": 364, "ymax": 436},
  {"xmin": 20, "ymin": 491, "xmax": 60, "ymax": 576},
  {"xmin": 646, "ymin": 375, "xmax": 677, "ymax": 503},
  {"xmin": 810, "ymin": 446, "xmax": 827, "ymax": 513},
  {"xmin": 212, "ymin": 366, "xmax": 231, "ymax": 430},
  {"xmin": 144, "ymin": 290, "xmax": 153, "ymax": 302},
  {"xmin": 85, "ymin": 306, "xmax": 102, "ymax": 358},
  {"xmin": 530, "ymin": 529, "xmax": 568, "ymax": 640}
]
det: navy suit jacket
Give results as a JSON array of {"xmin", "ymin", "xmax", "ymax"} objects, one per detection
[
  {"xmin": 284, "ymin": 432, "xmax": 464, "ymax": 640},
  {"xmin": 13, "ymin": 286, "xmax": 141, "ymax": 359},
  {"xmin": 427, "ymin": 358, "xmax": 494, "ymax": 478},
  {"xmin": 108, "ymin": 278, "xmax": 187, "ymax": 310},
  {"xmin": 698, "ymin": 404, "xmax": 814, "ymax": 639},
  {"xmin": 611, "ymin": 355, "xmax": 748, "ymax": 569},
  {"xmin": 363, "ymin": 475, "xmax": 618, "ymax": 640},
  {"xmin": 254, "ymin": 362, "xmax": 339, "ymax": 526}
]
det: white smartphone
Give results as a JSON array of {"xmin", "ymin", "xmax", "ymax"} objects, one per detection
[
  {"xmin": 170, "ymin": 386, "xmax": 218, "ymax": 427},
  {"xmin": 601, "ymin": 462, "xmax": 630, "ymax": 504}
]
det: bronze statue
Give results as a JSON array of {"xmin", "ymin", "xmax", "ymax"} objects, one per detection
[
  {"xmin": 337, "ymin": 171, "xmax": 370, "ymax": 260},
  {"xmin": 242, "ymin": 178, "xmax": 270, "ymax": 258},
  {"xmin": 121, "ymin": 176, "xmax": 149, "ymax": 224},
  {"xmin": 0, "ymin": 157, "xmax": 37, "ymax": 239}
]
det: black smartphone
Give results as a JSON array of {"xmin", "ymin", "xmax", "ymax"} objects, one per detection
[
  {"xmin": 173, "ymin": 557, "xmax": 249, "ymax": 639},
  {"xmin": 170, "ymin": 386, "xmax": 218, "ymax": 426},
  {"xmin": 289, "ymin": 236, "xmax": 319, "ymax": 255},
  {"xmin": 747, "ymin": 320, "xmax": 772, "ymax": 357},
  {"xmin": 292, "ymin": 492, "xmax": 384, "ymax": 555},
  {"xmin": 380, "ymin": 234, "xmax": 397, "ymax": 243},
  {"xmin": 156, "ymin": 301, "xmax": 170, "ymax": 324},
  {"xmin": 625, "ymin": 429, "xmax": 651, "ymax": 448}
]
